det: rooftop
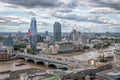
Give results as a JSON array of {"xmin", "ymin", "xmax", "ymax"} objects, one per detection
[
  {"xmin": 97, "ymin": 68, "xmax": 120, "ymax": 80},
  {"xmin": 9, "ymin": 68, "xmax": 58, "ymax": 80}
]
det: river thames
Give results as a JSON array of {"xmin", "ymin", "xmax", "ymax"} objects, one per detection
[{"xmin": 0, "ymin": 59, "xmax": 54, "ymax": 79}]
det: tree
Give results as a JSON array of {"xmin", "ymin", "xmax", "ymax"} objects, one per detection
[
  {"xmin": 27, "ymin": 48, "xmax": 34, "ymax": 54},
  {"xmin": 83, "ymin": 45, "xmax": 90, "ymax": 50},
  {"xmin": 14, "ymin": 43, "xmax": 26, "ymax": 51}
]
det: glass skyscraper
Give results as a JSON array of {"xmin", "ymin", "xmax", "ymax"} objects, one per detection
[
  {"xmin": 29, "ymin": 18, "xmax": 37, "ymax": 54},
  {"xmin": 54, "ymin": 22, "xmax": 61, "ymax": 41}
]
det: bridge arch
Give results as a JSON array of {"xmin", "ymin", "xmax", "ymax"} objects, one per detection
[
  {"xmin": 19, "ymin": 57, "xmax": 26, "ymax": 60},
  {"xmin": 36, "ymin": 61, "xmax": 45, "ymax": 66},
  {"xmin": 59, "ymin": 67, "xmax": 68, "ymax": 71},
  {"xmin": 27, "ymin": 59, "xmax": 35, "ymax": 63},
  {"xmin": 48, "ymin": 64, "xmax": 57, "ymax": 69}
]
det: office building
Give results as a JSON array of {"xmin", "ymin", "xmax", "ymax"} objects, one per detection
[
  {"xmin": 71, "ymin": 29, "xmax": 78, "ymax": 41},
  {"xmin": 3, "ymin": 37, "xmax": 13, "ymax": 47},
  {"xmin": 82, "ymin": 34, "xmax": 88, "ymax": 45},
  {"xmin": 29, "ymin": 18, "xmax": 37, "ymax": 54},
  {"xmin": 54, "ymin": 22, "xmax": 61, "ymax": 41},
  {"xmin": 71, "ymin": 29, "xmax": 82, "ymax": 43}
]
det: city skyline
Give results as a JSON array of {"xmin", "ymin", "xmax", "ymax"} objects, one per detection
[{"xmin": 0, "ymin": 0, "xmax": 120, "ymax": 32}]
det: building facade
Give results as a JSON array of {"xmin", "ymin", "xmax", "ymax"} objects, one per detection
[
  {"xmin": 71, "ymin": 29, "xmax": 78, "ymax": 41},
  {"xmin": 55, "ymin": 42, "xmax": 74, "ymax": 54},
  {"xmin": 114, "ymin": 49, "xmax": 120, "ymax": 67},
  {"xmin": 3, "ymin": 37, "xmax": 13, "ymax": 47},
  {"xmin": 82, "ymin": 34, "xmax": 88, "ymax": 45},
  {"xmin": 29, "ymin": 18, "xmax": 37, "ymax": 54},
  {"xmin": 54, "ymin": 22, "xmax": 61, "ymax": 41}
]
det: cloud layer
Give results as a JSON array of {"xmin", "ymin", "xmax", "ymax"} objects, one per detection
[{"xmin": 0, "ymin": 0, "xmax": 120, "ymax": 32}]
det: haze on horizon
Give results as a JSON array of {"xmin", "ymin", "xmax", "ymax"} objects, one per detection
[{"xmin": 0, "ymin": 0, "xmax": 120, "ymax": 33}]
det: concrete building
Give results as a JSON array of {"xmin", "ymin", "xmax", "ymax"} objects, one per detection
[
  {"xmin": 71, "ymin": 29, "xmax": 83, "ymax": 44},
  {"xmin": 55, "ymin": 42, "xmax": 74, "ymax": 54},
  {"xmin": 29, "ymin": 18, "xmax": 37, "ymax": 54},
  {"xmin": 0, "ymin": 46, "xmax": 12, "ymax": 61},
  {"xmin": 71, "ymin": 29, "xmax": 78, "ymax": 41},
  {"xmin": 77, "ymin": 31, "xmax": 82, "ymax": 43},
  {"xmin": 82, "ymin": 34, "xmax": 88, "ymax": 45},
  {"xmin": 114, "ymin": 49, "xmax": 120, "ymax": 67},
  {"xmin": 54, "ymin": 22, "xmax": 62, "ymax": 41},
  {"xmin": 37, "ymin": 35, "xmax": 44, "ymax": 42}
]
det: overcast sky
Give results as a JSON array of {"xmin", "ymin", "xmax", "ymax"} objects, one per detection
[{"xmin": 0, "ymin": 0, "xmax": 120, "ymax": 32}]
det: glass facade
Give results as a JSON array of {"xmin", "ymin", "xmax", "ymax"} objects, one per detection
[
  {"xmin": 29, "ymin": 18, "xmax": 37, "ymax": 54},
  {"xmin": 54, "ymin": 22, "xmax": 61, "ymax": 41}
]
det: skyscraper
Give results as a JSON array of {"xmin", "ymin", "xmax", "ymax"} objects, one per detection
[
  {"xmin": 71, "ymin": 29, "xmax": 78, "ymax": 41},
  {"xmin": 29, "ymin": 18, "xmax": 37, "ymax": 54},
  {"xmin": 54, "ymin": 22, "xmax": 61, "ymax": 41}
]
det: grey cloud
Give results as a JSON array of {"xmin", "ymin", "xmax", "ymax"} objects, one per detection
[
  {"xmin": 90, "ymin": 0, "xmax": 120, "ymax": 10},
  {"xmin": 52, "ymin": 12, "xmax": 112, "ymax": 24},
  {"xmin": 0, "ymin": 16, "xmax": 28, "ymax": 26},
  {"xmin": 37, "ymin": 21, "xmax": 50, "ymax": 26},
  {"xmin": 27, "ymin": 11, "xmax": 39, "ymax": 16},
  {"xmin": 0, "ymin": 0, "xmax": 79, "ymax": 13},
  {"xmin": 89, "ymin": 8, "xmax": 120, "ymax": 14},
  {"xmin": 56, "ymin": 8, "xmax": 72, "ymax": 13},
  {"xmin": 1, "ymin": 0, "xmax": 120, "ymax": 10},
  {"xmin": 0, "ymin": 0, "xmax": 64, "ymax": 8}
]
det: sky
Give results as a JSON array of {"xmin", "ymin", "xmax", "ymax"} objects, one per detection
[{"xmin": 0, "ymin": 0, "xmax": 120, "ymax": 33}]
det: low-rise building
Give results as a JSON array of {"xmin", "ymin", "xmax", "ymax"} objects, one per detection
[
  {"xmin": 9, "ymin": 68, "xmax": 61, "ymax": 80},
  {"xmin": 55, "ymin": 42, "xmax": 74, "ymax": 54},
  {"xmin": 114, "ymin": 49, "xmax": 120, "ymax": 67},
  {"xmin": 97, "ymin": 68, "xmax": 120, "ymax": 80},
  {"xmin": 0, "ymin": 52, "xmax": 11, "ymax": 61}
]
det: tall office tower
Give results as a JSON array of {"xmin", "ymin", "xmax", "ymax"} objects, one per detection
[
  {"xmin": 29, "ymin": 18, "xmax": 37, "ymax": 54},
  {"xmin": 71, "ymin": 29, "xmax": 78, "ymax": 41},
  {"xmin": 78, "ymin": 31, "xmax": 82, "ymax": 43},
  {"xmin": 54, "ymin": 22, "xmax": 61, "ymax": 41},
  {"xmin": 3, "ymin": 37, "xmax": 13, "ymax": 47}
]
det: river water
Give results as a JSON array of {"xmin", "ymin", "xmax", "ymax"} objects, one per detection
[{"xmin": 0, "ymin": 59, "xmax": 54, "ymax": 79}]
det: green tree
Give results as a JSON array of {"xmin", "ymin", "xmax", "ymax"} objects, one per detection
[
  {"xmin": 27, "ymin": 48, "xmax": 34, "ymax": 54},
  {"xmin": 83, "ymin": 45, "xmax": 90, "ymax": 50},
  {"xmin": 14, "ymin": 43, "xmax": 26, "ymax": 51}
]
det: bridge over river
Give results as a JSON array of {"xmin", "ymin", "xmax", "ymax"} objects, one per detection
[{"xmin": 16, "ymin": 53, "xmax": 113, "ymax": 80}]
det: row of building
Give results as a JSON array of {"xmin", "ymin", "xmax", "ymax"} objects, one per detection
[{"xmin": 29, "ymin": 18, "xmax": 89, "ymax": 54}]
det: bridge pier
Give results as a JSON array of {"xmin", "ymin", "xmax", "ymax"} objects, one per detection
[
  {"xmin": 89, "ymin": 73, "xmax": 96, "ymax": 80},
  {"xmin": 45, "ymin": 62, "xmax": 48, "ymax": 69}
]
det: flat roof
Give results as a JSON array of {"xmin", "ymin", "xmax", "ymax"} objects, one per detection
[{"xmin": 97, "ymin": 68, "xmax": 120, "ymax": 80}]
